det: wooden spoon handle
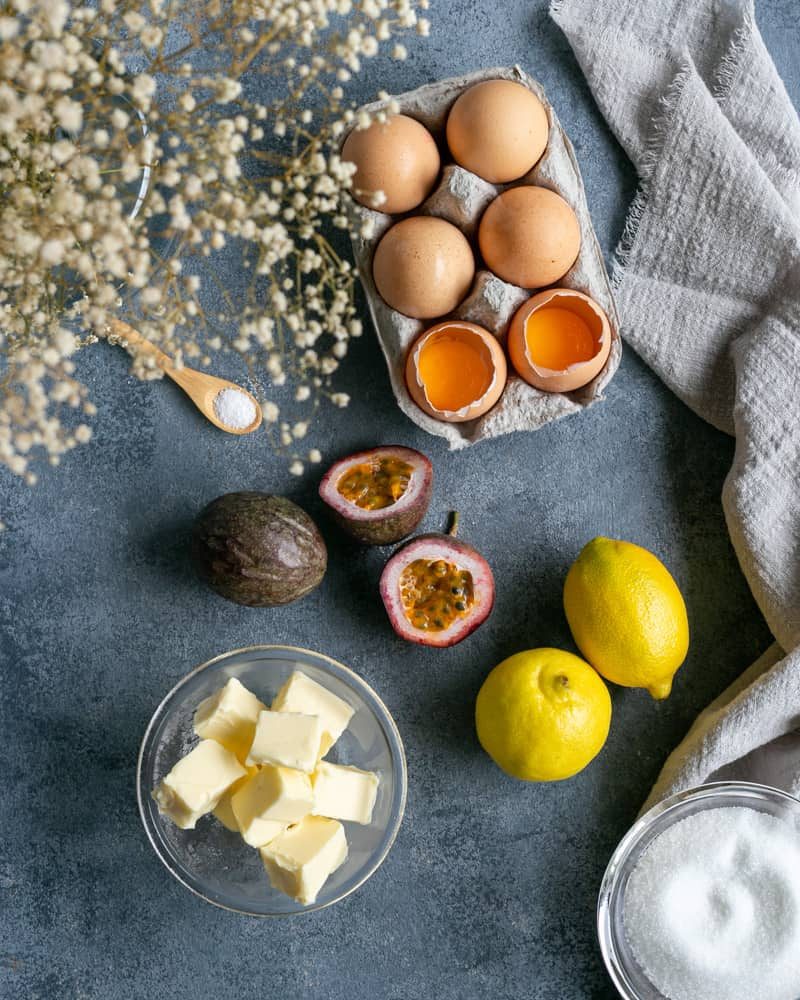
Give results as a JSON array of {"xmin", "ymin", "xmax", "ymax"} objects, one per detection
[{"xmin": 107, "ymin": 317, "xmax": 172, "ymax": 371}]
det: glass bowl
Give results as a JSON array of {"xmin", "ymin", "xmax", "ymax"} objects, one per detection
[
  {"xmin": 137, "ymin": 645, "xmax": 407, "ymax": 916},
  {"xmin": 597, "ymin": 780, "xmax": 800, "ymax": 999}
]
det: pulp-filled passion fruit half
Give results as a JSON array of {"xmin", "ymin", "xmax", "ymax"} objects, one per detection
[
  {"xmin": 380, "ymin": 514, "xmax": 494, "ymax": 647},
  {"xmin": 319, "ymin": 445, "xmax": 433, "ymax": 545}
]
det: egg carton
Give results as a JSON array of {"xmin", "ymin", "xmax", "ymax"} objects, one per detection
[{"xmin": 348, "ymin": 65, "xmax": 622, "ymax": 449}]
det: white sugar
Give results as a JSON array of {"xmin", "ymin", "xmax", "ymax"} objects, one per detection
[
  {"xmin": 624, "ymin": 806, "xmax": 800, "ymax": 1000},
  {"xmin": 213, "ymin": 387, "xmax": 256, "ymax": 430}
]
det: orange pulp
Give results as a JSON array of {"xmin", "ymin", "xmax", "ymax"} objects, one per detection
[
  {"xmin": 399, "ymin": 558, "xmax": 474, "ymax": 632},
  {"xmin": 337, "ymin": 456, "xmax": 413, "ymax": 510}
]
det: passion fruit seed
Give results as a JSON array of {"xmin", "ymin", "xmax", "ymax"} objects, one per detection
[
  {"xmin": 336, "ymin": 456, "xmax": 414, "ymax": 511},
  {"xmin": 399, "ymin": 557, "xmax": 475, "ymax": 632}
]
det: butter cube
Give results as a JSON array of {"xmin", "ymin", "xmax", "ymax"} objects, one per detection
[
  {"xmin": 246, "ymin": 710, "xmax": 323, "ymax": 772},
  {"xmin": 194, "ymin": 677, "xmax": 266, "ymax": 762},
  {"xmin": 311, "ymin": 761, "xmax": 379, "ymax": 825},
  {"xmin": 260, "ymin": 816, "xmax": 348, "ymax": 904},
  {"xmin": 212, "ymin": 766, "xmax": 257, "ymax": 832},
  {"xmin": 152, "ymin": 739, "xmax": 246, "ymax": 830},
  {"xmin": 212, "ymin": 793, "xmax": 240, "ymax": 833},
  {"xmin": 231, "ymin": 765, "xmax": 312, "ymax": 848},
  {"xmin": 272, "ymin": 671, "xmax": 354, "ymax": 757}
]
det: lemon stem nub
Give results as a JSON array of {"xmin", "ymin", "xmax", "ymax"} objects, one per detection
[
  {"xmin": 447, "ymin": 511, "xmax": 460, "ymax": 537},
  {"xmin": 648, "ymin": 678, "xmax": 673, "ymax": 700}
]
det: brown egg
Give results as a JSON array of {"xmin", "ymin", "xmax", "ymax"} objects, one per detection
[
  {"xmin": 372, "ymin": 217, "xmax": 475, "ymax": 319},
  {"xmin": 405, "ymin": 321, "xmax": 507, "ymax": 422},
  {"xmin": 446, "ymin": 80, "xmax": 549, "ymax": 184},
  {"xmin": 508, "ymin": 288, "xmax": 612, "ymax": 393},
  {"xmin": 478, "ymin": 186, "xmax": 581, "ymax": 288},
  {"xmin": 342, "ymin": 114, "xmax": 441, "ymax": 214}
]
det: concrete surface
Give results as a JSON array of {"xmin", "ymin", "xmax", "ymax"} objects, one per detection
[{"xmin": 1, "ymin": 1, "xmax": 796, "ymax": 997}]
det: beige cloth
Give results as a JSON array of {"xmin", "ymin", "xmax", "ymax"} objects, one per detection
[{"xmin": 550, "ymin": 0, "xmax": 800, "ymax": 810}]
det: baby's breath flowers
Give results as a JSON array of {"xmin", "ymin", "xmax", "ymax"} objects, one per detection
[{"xmin": 0, "ymin": 0, "xmax": 431, "ymax": 481}]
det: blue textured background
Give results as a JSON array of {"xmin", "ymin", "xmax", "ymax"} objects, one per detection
[{"xmin": 1, "ymin": 2, "xmax": 797, "ymax": 997}]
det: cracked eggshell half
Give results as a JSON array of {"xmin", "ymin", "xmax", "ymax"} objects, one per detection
[
  {"xmin": 405, "ymin": 321, "xmax": 507, "ymax": 423},
  {"xmin": 508, "ymin": 288, "xmax": 611, "ymax": 394}
]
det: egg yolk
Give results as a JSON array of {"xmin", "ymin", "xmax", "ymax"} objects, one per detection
[
  {"xmin": 337, "ymin": 456, "xmax": 413, "ymax": 510},
  {"xmin": 417, "ymin": 333, "xmax": 493, "ymax": 412},
  {"xmin": 524, "ymin": 306, "xmax": 597, "ymax": 371},
  {"xmin": 399, "ymin": 558, "xmax": 475, "ymax": 632}
]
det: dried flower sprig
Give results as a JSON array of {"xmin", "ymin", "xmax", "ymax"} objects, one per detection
[{"xmin": 0, "ymin": 0, "xmax": 431, "ymax": 482}]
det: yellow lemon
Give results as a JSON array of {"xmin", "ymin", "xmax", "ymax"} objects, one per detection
[
  {"xmin": 563, "ymin": 537, "xmax": 689, "ymax": 700},
  {"xmin": 475, "ymin": 648, "xmax": 612, "ymax": 782}
]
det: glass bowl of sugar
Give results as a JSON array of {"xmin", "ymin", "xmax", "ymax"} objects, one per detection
[
  {"xmin": 137, "ymin": 644, "xmax": 407, "ymax": 916},
  {"xmin": 598, "ymin": 781, "xmax": 800, "ymax": 1000}
]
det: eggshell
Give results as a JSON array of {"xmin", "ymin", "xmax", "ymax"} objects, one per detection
[
  {"xmin": 446, "ymin": 80, "xmax": 549, "ymax": 184},
  {"xmin": 478, "ymin": 186, "xmax": 581, "ymax": 288},
  {"xmin": 372, "ymin": 217, "xmax": 475, "ymax": 319},
  {"xmin": 405, "ymin": 321, "xmax": 507, "ymax": 423},
  {"xmin": 508, "ymin": 288, "xmax": 611, "ymax": 393},
  {"xmin": 342, "ymin": 114, "xmax": 441, "ymax": 214}
]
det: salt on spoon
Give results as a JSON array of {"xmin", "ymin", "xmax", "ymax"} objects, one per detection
[
  {"xmin": 108, "ymin": 318, "xmax": 262, "ymax": 435},
  {"xmin": 213, "ymin": 387, "xmax": 258, "ymax": 431},
  {"xmin": 623, "ymin": 805, "xmax": 800, "ymax": 1000}
]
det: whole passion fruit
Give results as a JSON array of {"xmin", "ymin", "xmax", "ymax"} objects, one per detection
[
  {"xmin": 192, "ymin": 492, "xmax": 327, "ymax": 607},
  {"xmin": 318, "ymin": 445, "xmax": 433, "ymax": 546},
  {"xmin": 379, "ymin": 514, "xmax": 494, "ymax": 647}
]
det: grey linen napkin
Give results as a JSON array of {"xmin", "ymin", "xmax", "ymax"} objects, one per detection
[{"xmin": 550, "ymin": 0, "xmax": 800, "ymax": 811}]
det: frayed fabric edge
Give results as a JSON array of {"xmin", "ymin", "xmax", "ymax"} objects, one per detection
[
  {"xmin": 611, "ymin": 3, "xmax": 764, "ymax": 292},
  {"xmin": 611, "ymin": 59, "xmax": 694, "ymax": 291},
  {"xmin": 712, "ymin": 1, "xmax": 756, "ymax": 103},
  {"xmin": 713, "ymin": 4, "xmax": 800, "ymax": 197}
]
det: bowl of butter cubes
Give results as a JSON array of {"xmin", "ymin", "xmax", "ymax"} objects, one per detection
[{"xmin": 137, "ymin": 644, "xmax": 407, "ymax": 915}]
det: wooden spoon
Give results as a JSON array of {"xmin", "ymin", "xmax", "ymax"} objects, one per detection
[{"xmin": 108, "ymin": 318, "xmax": 262, "ymax": 436}]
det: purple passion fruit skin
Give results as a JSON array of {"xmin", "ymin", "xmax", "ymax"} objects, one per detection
[
  {"xmin": 318, "ymin": 446, "xmax": 433, "ymax": 546},
  {"xmin": 379, "ymin": 532, "xmax": 495, "ymax": 647},
  {"xmin": 192, "ymin": 492, "xmax": 327, "ymax": 607}
]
